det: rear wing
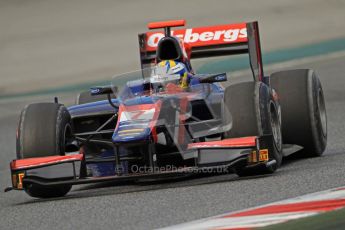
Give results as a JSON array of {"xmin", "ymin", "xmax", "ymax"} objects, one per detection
[{"xmin": 138, "ymin": 21, "xmax": 264, "ymax": 81}]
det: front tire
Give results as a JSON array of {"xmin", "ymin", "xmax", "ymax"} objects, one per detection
[
  {"xmin": 16, "ymin": 103, "xmax": 72, "ymax": 198},
  {"xmin": 224, "ymin": 82, "xmax": 282, "ymax": 176}
]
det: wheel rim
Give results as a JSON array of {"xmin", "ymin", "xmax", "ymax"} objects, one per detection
[
  {"xmin": 317, "ymin": 88, "xmax": 327, "ymax": 137},
  {"xmin": 270, "ymin": 102, "xmax": 282, "ymax": 151}
]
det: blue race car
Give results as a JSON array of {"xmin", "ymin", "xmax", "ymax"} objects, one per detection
[{"xmin": 6, "ymin": 20, "xmax": 327, "ymax": 198}]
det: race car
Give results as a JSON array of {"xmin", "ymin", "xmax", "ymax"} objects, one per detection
[{"xmin": 5, "ymin": 20, "xmax": 327, "ymax": 198}]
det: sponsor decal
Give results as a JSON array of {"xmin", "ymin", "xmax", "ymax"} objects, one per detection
[
  {"xmin": 214, "ymin": 74, "xmax": 226, "ymax": 81},
  {"xmin": 10, "ymin": 172, "xmax": 25, "ymax": 189},
  {"xmin": 250, "ymin": 150, "xmax": 258, "ymax": 163},
  {"xmin": 90, "ymin": 88, "xmax": 100, "ymax": 94},
  {"xmin": 259, "ymin": 149, "xmax": 269, "ymax": 162},
  {"xmin": 145, "ymin": 23, "xmax": 247, "ymax": 51},
  {"xmin": 250, "ymin": 149, "xmax": 269, "ymax": 163},
  {"xmin": 17, "ymin": 172, "xmax": 24, "ymax": 189}
]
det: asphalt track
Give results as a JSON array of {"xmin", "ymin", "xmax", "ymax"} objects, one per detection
[
  {"xmin": 0, "ymin": 53, "xmax": 345, "ymax": 230},
  {"xmin": 1, "ymin": 1, "xmax": 345, "ymax": 229}
]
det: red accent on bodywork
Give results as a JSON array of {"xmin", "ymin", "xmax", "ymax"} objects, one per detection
[
  {"xmin": 165, "ymin": 83, "xmax": 184, "ymax": 93},
  {"xmin": 225, "ymin": 199, "xmax": 345, "ymax": 218},
  {"xmin": 148, "ymin": 20, "xmax": 186, "ymax": 29},
  {"xmin": 184, "ymin": 42, "xmax": 192, "ymax": 60},
  {"xmin": 149, "ymin": 101, "xmax": 162, "ymax": 143},
  {"xmin": 11, "ymin": 154, "xmax": 83, "ymax": 170},
  {"xmin": 114, "ymin": 104, "xmax": 125, "ymax": 131},
  {"xmin": 188, "ymin": 136, "xmax": 257, "ymax": 149},
  {"xmin": 115, "ymin": 103, "xmax": 158, "ymax": 130}
]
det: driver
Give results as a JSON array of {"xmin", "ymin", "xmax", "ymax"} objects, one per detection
[{"xmin": 157, "ymin": 60, "xmax": 195, "ymax": 90}]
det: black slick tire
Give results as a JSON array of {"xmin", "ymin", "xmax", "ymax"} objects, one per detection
[
  {"xmin": 270, "ymin": 69, "xmax": 327, "ymax": 157},
  {"xmin": 224, "ymin": 81, "xmax": 282, "ymax": 176},
  {"xmin": 16, "ymin": 103, "xmax": 73, "ymax": 198}
]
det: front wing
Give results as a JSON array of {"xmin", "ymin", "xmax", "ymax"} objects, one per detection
[{"xmin": 6, "ymin": 136, "xmax": 272, "ymax": 192}]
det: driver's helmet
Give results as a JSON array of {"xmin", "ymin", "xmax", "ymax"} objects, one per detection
[{"xmin": 155, "ymin": 60, "xmax": 190, "ymax": 89}]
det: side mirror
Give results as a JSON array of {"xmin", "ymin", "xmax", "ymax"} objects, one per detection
[
  {"xmin": 199, "ymin": 73, "xmax": 227, "ymax": 83},
  {"xmin": 90, "ymin": 86, "xmax": 114, "ymax": 96},
  {"xmin": 90, "ymin": 85, "xmax": 118, "ymax": 109}
]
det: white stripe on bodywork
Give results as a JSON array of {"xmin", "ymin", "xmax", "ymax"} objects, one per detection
[{"xmin": 119, "ymin": 108, "xmax": 155, "ymax": 122}]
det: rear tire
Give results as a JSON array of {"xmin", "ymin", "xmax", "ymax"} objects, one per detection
[
  {"xmin": 224, "ymin": 82, "xmax": 282, "ymax": 176},
  {"xmin": 16, "ymin": 103, "xmax": 72, "ymax": 198},
  {"xmin": 270, "ymin": 69, "xmax": 327, "ymax": 157}
]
